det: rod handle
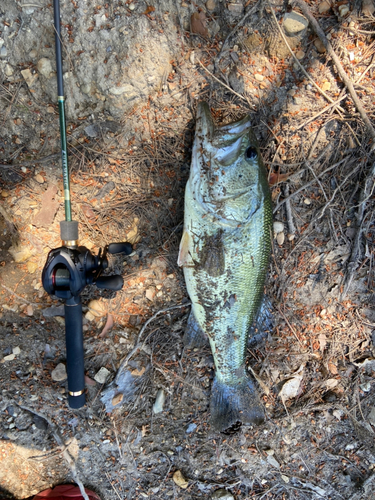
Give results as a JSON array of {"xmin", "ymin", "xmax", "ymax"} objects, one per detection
[{"xmin": 65, "ymin": 297, "xmax": 85, "ymax": 408}]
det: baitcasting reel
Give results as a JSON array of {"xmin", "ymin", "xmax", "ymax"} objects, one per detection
[{"xmin": 42, "ymin": 220, "xmax": 133, "ymax": 408}]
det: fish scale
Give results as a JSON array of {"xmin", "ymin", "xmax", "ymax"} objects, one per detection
[{"xmin": 178, "ymin": 102, "xmax": 272, "ymax": 432}]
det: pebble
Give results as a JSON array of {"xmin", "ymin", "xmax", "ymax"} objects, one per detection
[
  {"xmin": 267, "ymin": 454, "xmax": 280, "ymax": 468},
  {"xmin": 206, "ymin": 0, "xmax": 215, "ymax": 11},
  {"xmin": 5, "ymin": 64, "xmax": 13, "ymax": 76},
  {"xmin": 212, "ymin": 489, "xmax": 235, "ymax": 500},
  {"xmin": 51, "ymin": 363, "xmax": 67, "ymax": 382},
  {"xmin": 145, "ymin": 287, "xmax": 156, "ymax": 301},
  {"xmin": 304, "ymin": 198, "xmax": 312, "ymax": 205},
  {"xmin": 37, "ymin": 58, "xmax": 53, "ymax": 78},
  {"xmin": 3, "ymin": 354, "xmax": 15, "ymax": 361},
  {"xmin": 227, "ymin": 3, "xmax": 243, "ymax": 14},
  {"xmin": 295, "ymin": 50, "xmax": 305, "ymax": 60},
  {"xmin": 314, "ymin": 38, "xmax": 326, "ymax": 53},
  {"xmin": 273, "ymin": 221, "xmax": 284, "ymax": 234},
  {"xmin": 26, "ymin": 304, "xmax": 33, "ymax": 316},
  {"xmin": 1, "ymin": 190, "xmax": 10, "ymax": 198},
  {"xmin": 152, "ymin": 388, "xmax": 166, "ymax": 414},
  {"xmin": 0, "ymin": 46, "xmax": 7, "ymax": 58},
  {"xmin": 186, "ymin": 422, "xmax": 197, "ymax": 433},
  {"xmin": 94, "ymin": 367, "xmax": 111, "ymax": 384},
  {"xmin": 34, "ymin": 173, "xmax": 44, "ymax": 183},
  {"xmin": 318, "ymin": 1, "xmax": 331, "ymax": 14},
  {"xmin": 338, "ymin": 4, "xmax": 349, "ymax": 17},
  {"xmin": 47, "ymin": 106, "xmax": 55, "ymax": 114},
  {"xmin": 129, "ymin": 2, "xmax": 136, "ymax": 10},
  {"xmin": 29, "ymin": 49, "xmax": 37, "ymax": 59},
  {"xmin": 27, "ymin": 261, "xmax": 38, "ymax": 274},
  {"xmin": 283, "ymin": 11, "xmax": 309, "ymax": 36},
  {"xmin": 254, "ymin": 73, "xmax": 264, "ymax": 82},
  {"xmin": 276, "ymin": 232, "xmax": 285, "ymax": 246},
  {"xmin": 321, "ymin": 81, "xmax": 331, "ymax": 91}
]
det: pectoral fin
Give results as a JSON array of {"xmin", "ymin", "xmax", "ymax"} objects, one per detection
[{"xmin": 178, "ymin": 230, "xmax": 193, "ymax": 267}]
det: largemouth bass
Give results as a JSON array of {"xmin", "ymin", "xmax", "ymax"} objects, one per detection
[{"xmin": 178, "ymin": 102, "xmax": 272, "ymax": 432}]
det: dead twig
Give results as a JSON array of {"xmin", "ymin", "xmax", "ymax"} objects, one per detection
[
  {"xmin": 116, "ymin": 303, "xmax": 191, "ymax": 376},
  {"xmin": 16, "ymin": 404, "xmax": 90, "ymax": 500},
  {"xmin": 197, "ymin": 59, "xmax": 253, "ymax": 108},
  {"xmin": 292, "ymin": 0, "xmax": 375, "ymax": 150},
  {"xmin": 343, "ymin": 160, "xmax": 375, "ymax": 297},
  {"xmin": 268, "ymin": 4, "xmax": 345, "ymax": 113}
]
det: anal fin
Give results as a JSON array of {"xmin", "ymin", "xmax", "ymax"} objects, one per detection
[{"xmin": 183, "ymin": 311, "xmax": 208, "ymax": 348}]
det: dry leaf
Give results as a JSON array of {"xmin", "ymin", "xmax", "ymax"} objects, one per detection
[
  {"xmin": 173, "ymin": 470, "xmax": 188, "ymax": 489},
  {"xmin": 130, "ymin": 366, "xmax": 146, "ymax": 377},
  {"xmin": 190, "ymin": 11, "xmax": 208, "ymax": 37},
  {"xmin": 99, "ymin": 314, "xmax": 114, "ymax": 338},
  {"xmin": 328, "ymin": 361, "xmax": 338, "ymax": 375},
  {"xmin": 325, "ymin": 378, "xmax": 339, "ymax": 390},
  {"xmin": 318, "ymin": 333, "xmax": 327, "ymax": 353},
  {"xmin": 143, "ymin": 5, "xmax": 155, "ymax": 15},
  {"xmin": 269, "ymin": 172, "xmax": 290, "ymax": 186},
  {"xmin": 112, "ymin": 393, "xmax": 123, "ymax": 406}
]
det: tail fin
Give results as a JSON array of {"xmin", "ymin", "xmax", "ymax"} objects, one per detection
[
  {"xmin": 183, "ymin": 311, "xmax": 208, "ymax": 348},
  {"xmin": 210, "ymin": 376, "xmax": 264, "ymax": 433}
]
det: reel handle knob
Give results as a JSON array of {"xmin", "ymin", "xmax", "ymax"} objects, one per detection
[
  {"xmin": 108, "ymin": 242, "xmax": 133, "ymax": 255},
  {"xmin": 96, "ymin": 275, "xmax": 124, "ymax": 291}
]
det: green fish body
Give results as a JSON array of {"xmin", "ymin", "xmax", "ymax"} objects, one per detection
[{"xmin": 178, "ymin": 102, "xmax": 272, "ymax": 432}]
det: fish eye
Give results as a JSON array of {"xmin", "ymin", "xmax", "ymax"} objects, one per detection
[{"xmin": 245, "ymin": 146, "xmax": 258, "ymax": 160}]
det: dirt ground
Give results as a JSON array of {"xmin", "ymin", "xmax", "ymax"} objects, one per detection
[{"xmin": 1, "ymin": 1, "xmax": 375, "ymax": 499}]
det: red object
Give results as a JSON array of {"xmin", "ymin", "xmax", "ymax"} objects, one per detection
[{"xmin": 33, "ymin": 484, "xmax": 101, "ymax": 500}]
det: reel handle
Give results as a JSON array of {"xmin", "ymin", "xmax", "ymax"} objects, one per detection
[
  {"xmin": 96, "ymin": 275, "xmax": 124, "ymax": 291},
  {"xmin": 64, "ymin": 296, "xmax": 85, "ymax": 409}
]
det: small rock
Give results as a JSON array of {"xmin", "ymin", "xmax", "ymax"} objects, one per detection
[
  {"xmin": 47, "ymin": 106, "xmax": 55, "ymax": 114},
  {"xmin": 295, "ymin": 50, "xmax": 305, "ymax": 60},
  {"xmin": 35, "ymin": 173, "xmax": 45, "ymax": 184},
  {"xmin": 227, "ymin": 3, "xmax": 243, "ymax": 14},
  {"xmin": 0, "ymin": 46, "xmax": 7, "ymax": 58},
  {"xmin": 186, "ymin": 423, "xmax": 197, "ymax": 433},
  {"xmin": 129, "ymin": 2, "xmax": 135, "ymax": 10},
  {"xmin": 51, "ymin": 363, "xmax": 67, "ymax": 382},
  {"xmin": 255, "ymin": 73, "xmax": 264, "ymax": 82},
  {"xmin": 21, "ymin": 68, "xmax": 38, "ymax": 87},
  {"xmin": 42, "ymin": 305, "xmax": 65, "ymax": 317},
  {"xmin": 267, "ymin": 454, "xmax": 280, "ymax": 468},
  {"xmin": 206, "ymin": 0, "xmax": 215, "ymax": 11},
  {"xmin": 321, "ymin": 81, "xmax": 331, "ymax": 91},
  {"xmin": 13, "ymin": 346, "xmax": 21, "ymax": 355},
  {"xmin": 5, "ymin": 64, "xmax": 13, "ymax": 76},
  {"xmin": 27, "ymin": 261, "xmax": 38, "ymax": 274},
  {"xmin": 94, "ymin": 367, "xmax": 111, "ymax": 384},
  {"xmin": 211, "ymin": 489, "xmax": 235, "ymax": 500},
  {"xmin": 1, "ymin": 190, "xmax": 10, "ymax": 198},
  {"xmin": 153, "ymin": 388, "xmax": 166, "ymax": 414},
  {"xmin": 172, "ymin": 470, "xmax": 188, "ymax": 489},
  {"xmin": 338, "ymin": 4, "xmax": 349, "ymax": 17},
  {"xmin": 314, "ymin": 38, "xmax": 326, "ymax": 53},
  {"xmin": 145, "ymin": 287, "xmax": 156, "ymax": 301},
  {"xmin": 8, "ymin": 243, "xmax": 35, "ymax": 263},
  {"xmin": 26, "ymin": 304, "xmax": 33, "ymax": 316},
  {"xmin": 281, "ymin": 475, "xmax": 290, "ymax": 483},
  {"xmin": 37, "ymin": 58, "xmax": 53, "ymax": 78},
  {"xmin": 304, "ymin": 198, "xmax": 312, "ymax": 205},
  {"xmin": 3, "ymin": 354, "xmax": 15, "ymax": 361},
  {"xmin": 273, "ymin": 221, "xmax": 284, "ymax": 234},
  {"xmin": 29, "ymin": 49, "xmax": 38, "ymax": 58},
  {"xmin": 363, "ymin": 0, "xmax": 375, "ymax": 15},
  {"xmin": 318, "ymin": 1, "xmax": 331, "ymax": 14},
  {"xmin": 283, "ymin": 11, "xmax": 309, "ymax": 36}
]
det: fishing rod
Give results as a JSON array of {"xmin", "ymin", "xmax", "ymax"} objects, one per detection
[{"xmin": 42, "ymin": 0, "xmax": 133, "ymax": 409}]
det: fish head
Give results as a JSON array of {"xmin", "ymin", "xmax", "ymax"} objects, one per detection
[{"xmin": 192, "ymin": 102, "xmax": 268, "ymax": 224}]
